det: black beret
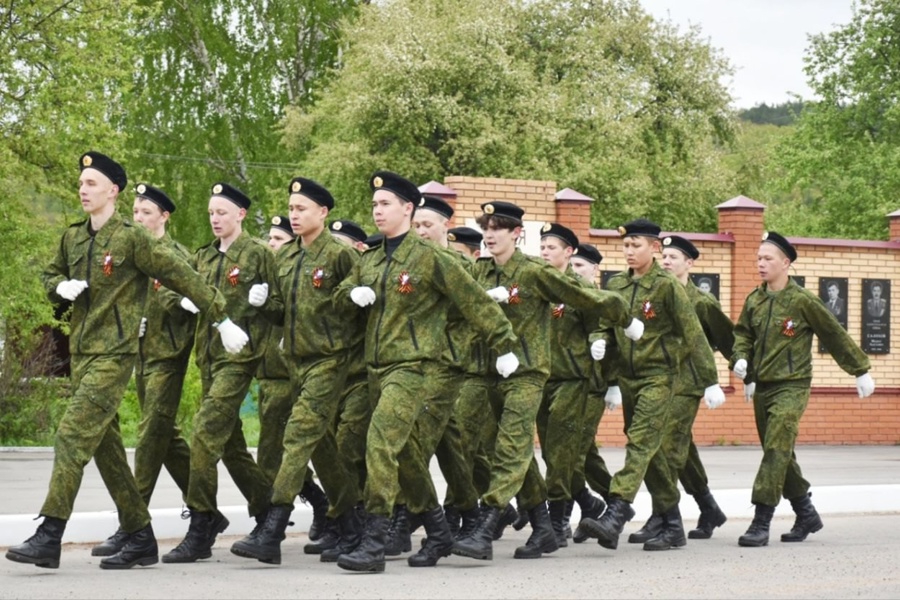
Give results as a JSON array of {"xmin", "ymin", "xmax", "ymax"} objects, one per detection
[
  {"xmin": 417, "ymin": 195, "xmax": 454, "ymax": 219},
  {"xmin": 289, "ymin": 177, "xmax": 334, "ymax": 210},
  {"xmin": 617, "ymin": 218, "xmax": 661, "ymax": 238},
  {"xmin": 329, "ymin": 219, "xmax": 367, "ymax": 244},
  {"xmin": 662, "ymin": 235, "xmax": 699, "ymax": 260},
  {"xmin": 364, "ymin": 232, "xmax": 384, "ymax": 248},
  {"xmin": 370, "ymin": 171, "xmax": 421, "ymax": 204},
  {"xmin": 80, "ymin": 151, "xmax": 127, "ymax": 191},
  {"xmin": 269, "ymin": 215, "xmax": 295, "ymax": 238},
  {"xmin": 134, "ymin": 183, "xmax": 175, "ymax": 214},
  {"xmin": 574, "ymin": 243, "xmax": 603, "ymax": 265},
  {"xmin": 447, "ymin": 226, "xmax": 483, "ymax": 249},
  {"xmin": 540, "ymin": 222, "xmax": 579, "ymax": 248},
  {"xmin": 210, "ymin": 182, "xmax": 251, "ymax": 210},
  {"xmin": 480, "ymin": 201, "xmax": 524, "ymax": 224},
  {"xmin": 761, "ymin": 231, "xmax": 797, "ymax": 262}
]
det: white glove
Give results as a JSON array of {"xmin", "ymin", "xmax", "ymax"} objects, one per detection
[
  {"xmin": 138, "ymin": 317, "xmax": 147, "ymax": 338},
  {"xmin": 248, "ymin": 283, "xmax": 268, "ymax": 307},
  {"xmin": 703, "ymin": 384, "xmax": 726, "ymax": 409},
  {"xmin": 486, "ymin": 286, "xmax": 510, "ymax": 303},
  {"xmin": 214, "ymin": 318, "xmax": 249, "ymax": 354},
  {"xmin": 623, "ymin": 318, "xmax": 644, "ymax": 341},
  {"xmin": 744, "ymin": 381, "xmax": 756, "ymax": 403},
  {"xmin": 733, "ymin": 358, "xmax": 748, "ymax": 380},
  {"xmin": 495, "ymin": 352, "xmax": 520, "ymax": 378},
  {"xmin": 350, "ymin": 286, "xmax": 376, "ymax": 307},
  {"xmin": 856, "ymin": 373, "xmax": 875, "ymax": 398},
  {"xmin": 180, "ymin": 297, "xmax": 200, "ymax": 314},
  {"xmin": 604, "ymin": 386, "xmax": 622, "ymax": 411},
  {"xmin": 590, "ymin": 339, "xmax": 606, "ymax": 360},
  {"xmin": 278, "ymin": 337, "xmax": 284, "ymax": 351},
  {"xmin": 56, "ymin": 279, "xmax": 88, "ymax": 301}
]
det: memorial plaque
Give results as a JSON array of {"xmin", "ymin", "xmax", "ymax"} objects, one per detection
[
  {"xmin": 600, "ymin": 270, "xmax": 621, "ymax": 289},
  {"xmin": 690, "ymin": 273, "xmax": 720, "ymax": 301},
  {"xmin": 862, "ymin": 278, "xmax": 890, "ymax": 354},
  {"xmin": 818, "ymin": 278, "xmax": 848, "ymax": 353}
]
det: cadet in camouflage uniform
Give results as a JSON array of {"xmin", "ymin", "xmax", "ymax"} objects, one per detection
[
  {"xmin": 231, "ymin": 178, "xmax": 363, "ymax": 566},
  {"xmin": 731, "ymin": 232, "xmax": 874, "ymax": 547},
  {"xmin": 578, "ymin": 219, "xmax": 723, "ymax": 552},
  {"xmin": 333, "ymin": 172, "xmax": 521, "ymax": 573},
  {"xmin": 6, "ymin": 152, "xmax": 247, "ymax": 571},
  {"xmin": 163, "ymin": 182, "xmax": 282, "ymax": 564},
  {"xmin": 452, "ymin": 202, "xmax": 639, "ymax": 563}
]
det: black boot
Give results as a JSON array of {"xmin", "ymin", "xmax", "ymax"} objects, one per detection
[
  {"xmin": 321, "ymin": 504, "xmax": 365, "ymax": 563},
  {"xmin": 643, "ymin": 506, "xmax": 687, "ymax": 551},
  {"xmin": 91, "ymin": 528, "xmax": 129, "ymax": 557},
  {"xmin": 304, "ymin": 517, "xmax": 340, "ymax": 555},
  {"xmin": 337, "ymin": 513, "xmax": 389, "ymax": 573},
  {"xmin": 628, "ymin": 513, "xmax": 665, "ymax": 543},
  {"xmin": 455, "ymin": 506, "xmax": 480, "ymax": 541},
  {"xmin": 578, "ymin": 496, "xmax": 635, "ymax": 550},
  {"xmin": 210, "ymin": 510, "xmax": 231, "ymax": 546},
  {"xmin": 231, "ymin": 505, "xmax": 292, "ymax": 564},
  {"xmin": 781, "ymin": 493, "xmax": 823, "ymax": 542},
  {"xmin": 493, "ymin": 503, "xmax": 519, "ymax": 540},
  {"xmin": 408, "ymin": 507, "xmax": 453, "ymax": 567},
  {"xmin": 514, "ymin": 502, "xmax": 560, "ymax": 559},
  {"xmin": 738, "ymin": 503, "xmax": 776, "ymax": 547},
  {"xmin": 547, "ymin": 500, "xmax": 569, "ymax": 548},
  {"xmin": 100, "ymin": 524, "xmax": 159, "ymax": 569},
  {"xmin": 384, "ymin": 504, "xmax": 412, "ymax": 556},
  {"xmin": 511, "ymin": 503, "xmax": 529, "ymax": 531},
  {"xmin": 689, "ymin": 490, "xmax": 727, "ymax": 539},
  {"xmin": 162, "ymin": 510, "xmax": 215, "ymax": 563},
  {"xmin": 5, "ymin": 516, "xmax": 66, "ymax": 569},
  {"xmin": 299, "ymin": 479, "xmax": 330, "ymax": 542},
  {"xmin": 572, "ymin": 488, "xmax": 606, "ymax": 544},
  {"xmin": 563, "ymin": 499, "xmax": 574, "ymax": 539},
  {"xmin": 451, "ymin": 504, "xmax": 501, "ymax": 561},
  {"xmin": 444, "ymin": 505, "xmax": 461, "ymax": 537}
]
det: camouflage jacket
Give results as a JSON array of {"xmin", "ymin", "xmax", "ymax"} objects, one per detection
[
  {"xmin": 731, "ymin": 278, "xmax": 870, "ymax": 384},
  {"xmin": 547, "ymin": 267, "xmax": 604, "ymax": 382},
  {"xmin": 256, "ymin": 325, "xmax": 290, "ymax": 381},
  {"xmin": 42, "ymin": 212, "xmax": 226, "ymax": 356},
  {"xmin": 675, "ymin": 279, "xmax": 735, "ymax": 395},
  {"xmin": 470, "ymin": 249, "xmax": 631, "ymax": 378}
]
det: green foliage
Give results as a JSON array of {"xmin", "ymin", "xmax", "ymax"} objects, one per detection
[
  {"xmin": 738, "ymin": 102, "xmax": 804, "ymax": 126},
  {"xmin": 285, "ymin": 0, "xmax": 738, "ymax": 232}
]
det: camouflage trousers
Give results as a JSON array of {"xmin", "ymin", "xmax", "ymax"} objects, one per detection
[
  {"xmin": 571, "ymin": 390, "xmax": 612, "ymax": 498},
  {"xmin": 271, "ymin": 353, "xmax": 359, "ymax": 516},
  {"xmin": 537, "ymin": 378, "xmax": 589, "ymax": 502},
  {"xmin": 41, "ymin": 354, "xmax": 150, "ymax": 533},
  {"xmin": 256, "ymin": 376, "xmax": 294, "ymax": 484},
  {"xmin": 133, "ymin": 367, "xmax": 192, "ymax": 505},
  {"xmin": 187, "ymin": 368, "xmax": 272, "ymax": 516},
  {"xmin": 611, "ymin": 373, "xmax": 679, "ymax": 505},
  {"xmin": 334, "ymin": 371, "xmax": 372, "ymax": 499},
  {"xmin": 483, "ymin": 372, "xmax": 548, "ymax": 511},
  {"xmin": 751, "ymin": 382, "xmax": 812, "ymax": 506}
]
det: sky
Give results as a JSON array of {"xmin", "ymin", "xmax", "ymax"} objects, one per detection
[{"xmin": 639, "ymin": 0, "xmax": 855, "ymax": 108}]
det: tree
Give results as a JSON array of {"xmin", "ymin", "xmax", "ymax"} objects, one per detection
[
  {"xmin": 284, "ymin": 0, "xmax": 738, "ymax": 231},
  {"xmin": 769, "ymin": 0, "xmax": 900, "ymax": 239}
]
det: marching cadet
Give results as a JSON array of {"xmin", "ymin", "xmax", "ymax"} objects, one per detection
[
  {"xmin": 230, "ymin": 178, "xmax": 362, "ymax": 566},
  {"xmin": 163, "ymin": 182, "xmax": 281, "ymax": 564},
  {"xmin": 333, "ymin": 171, "xmax": 521, "ymax": 573},
  {"xmin": 578, "ymin": 219, "xmax": 724, "ymax": 552},
  {"xmin": 330, "ymin": 219, "xmax": 369, "ymax": 251},
  {"xmin": 452, "ymin": 202, "xmax": 640, "ymax": 562},
  {"xmin": 6, "ymin": 152, "xmax": 248, "ymax": 570},
  {"xmin": 447, "ymin": 226, "xmax": 483, "ymax": 257},
  {"xmin": 731, "ymin": 232, "xmax": 874, "ymax": 547}
]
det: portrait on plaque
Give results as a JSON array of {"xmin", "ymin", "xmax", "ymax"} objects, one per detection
[
  {"xmin": 792, "ymin": 275, "xmax": 806, "ymax": 288},
  {"xmin": 689, "ymin": 273, "xmax": 720, "ymax": 301},
  {"xmin": 818, "ymin": 277, "xmax": 848, "ymax": 353},
  {"xmin": 862, "ymin": 278, "xmax": 890, "ymax": 354},
  {"xmin": 600, "ymin": 270, "xmax": 621, "ymax": 289}
]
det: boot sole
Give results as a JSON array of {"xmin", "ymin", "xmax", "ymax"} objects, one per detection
[
  {"xmin": 578, "ymin": 519, "xmax": 620, "ymax": 549},
  {"xmin": 99, "ymin": 555, "xmax": 159, "ymax": 570},
  {"xmin": 451, "ymin": 545, "xmax": 492, "ymax": 561},
  {"xmin": 5, "ymin": 550, "xmax": 60, "ymax": 569},
  {"xmin": 643, "ymin": 537, "xmax": 687, "ymax": 551},
  {"xmin": 336, "ymin": 560, "xmax": 385, "ymax": 573},
  {"xmin": 161, "ymin": 550, "xmax": 212, "ymax": 564},
  {"xmin": 738, "ymin": 538, "xmax": 769, "ymax": 547},
  {"xmin": 688, "ymin": 530, "xmax": 713, "ymax": 540},
  {"xmin": 230, "ymin": 544, "xmax": 281, "ymax": 565}
]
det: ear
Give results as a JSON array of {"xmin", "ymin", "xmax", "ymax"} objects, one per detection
[{"xmin": 238, "ymin": 208, "xmax": 247, "ymax": 220}]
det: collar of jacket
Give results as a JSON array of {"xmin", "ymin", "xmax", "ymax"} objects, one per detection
[
  {"xmin": 484, "ymin": 247, "xmax": 527, "ymax": 277},
  {"xmin": 624, "ymin": 259, "xmax": 666, "ymax": 291},
  {"xmin": 72, "ymin": 211, "xmax": 124, "ymax": 249},
  {"xmin": 282, "ymin": 228, "xmax": 331, "ymax": 262},
  {"xmin": 368, "ymin": 231, "xmax": 421, "ymax": 267},
  {"xmin": 202, "ymin": 231, "xmax": 251, "ymax": 263},
  {"xmin": 750, "ymin": 277, "xmax": 800, "ymax": 310}
]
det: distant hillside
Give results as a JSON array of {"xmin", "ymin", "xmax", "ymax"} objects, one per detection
[{"xmin": 738, "ymin": 101, "xmax": 804, "ymax": 126}]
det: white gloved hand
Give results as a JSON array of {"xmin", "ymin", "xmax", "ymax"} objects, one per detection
[
  {"xmin": 138, "ymin": 317, "xmax": 147, "ymax": 338},
  {"xmin": 744, "ymin": 381, "xmax": 756, "ymax": 403},
  {"xmin": 623, "ymin": 318, "xmax": 644, "ymax": 341},
  {"xmin": 590, "ymin": 339, "xmax": 607, "ymax": 361},
  {"xmin": 248, "ymin": 283, "xmax": 268, "ymax": 307},
  {"xmin": 704, "ymin": 384, "xmax": 726, "ymax": 409},
  {"xmin": 56, "ymin": 279, "xmax": 88, "ymax": 301},
  {"xmin": 350, "ymin": 286, "xmax": 376, "ymax": 307},
  {"xmin": 604, "ymin": 386, "xmax": 622, "ymax": 411},
  {"xmin": 180, "ymin": 297, "xmax": 200, "ymax": 314},
  {"xmin": 856, "ymin": 373, "xmax": 875, "ymax": 398},
  {"xmin": 495, "ymin": 352, "xmax": 520, "ymax": 378},
  {"xmin": 733, "ymin": 358, "xmax": 748, "ymax": 380},
  {"xmin": 278, "ymin": 337, "xmax": 284, "ymax": 351},
  {"xmin": 486, "ymin": 286, "xmax": 510, "ymax": 303},
  {"xmin": 215, "ymin": 318, "xmax": 249, "ymax": 354}
]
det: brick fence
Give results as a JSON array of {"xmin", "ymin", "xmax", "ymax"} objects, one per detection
[{"xmin": 423, "ymin": 177, "xmax": 900, "ymax": 447}]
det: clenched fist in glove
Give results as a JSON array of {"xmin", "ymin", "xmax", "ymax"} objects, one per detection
[
  {"xmin": 604, "ymin": 386, "xmax": 622, "ymax": 411},
  {"xmin": 704, "ymin": 384, "xmax": 726, "ymax": 409},
  {"xmin": 350, "ymin": 286, "xmax": 376, "ymax": 307},
  {"xmin": 248, "ymin": 283, "xmax": 268, "ymax": 307},
  {"xmin": 180, "ymin": 297, "xmax": 200, "ymax": 314},
  {"xmin": 495, "ymin": 352, "xmax": 520, "ymax": 378},
  {"xmin": 486, "ymin": 286, "xmax": 510, "ymax": 303},
  {"xmin": 56, "ymin": 279, "xmax": 88, "ymax": 301},
  {"xmin": 623, "ymin": 318, "xmax": 644, "ymax": 341},
  {"xmin": 215, "ymin": 318, "xmax": 249, "ymax": 354},
  {"xmin": 733, "ymin": 358, "xmax": 748, "ymax": 380},
  {"xmin": 744, "ymin": 381, "xmax": 756, "ymax": 403},
  {"xmin": 856, "ymin": 373, "xmax": 875, "ymax": 398},
  {"xmin": 590, "ymin": 339, "xmax": 606, "ymax": 361}
]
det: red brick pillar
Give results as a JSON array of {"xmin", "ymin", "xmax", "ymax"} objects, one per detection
[
  {"xmin": 888, "ymin": 209, "xmax": 900, "ymax": 242},
  {"xmin": 419, "ymin": 180, "xmax": 458, "ymax": 226},
  {"xmin": 554, "ymin": 188, "xmax": 593, "ymax": 241}
]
